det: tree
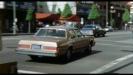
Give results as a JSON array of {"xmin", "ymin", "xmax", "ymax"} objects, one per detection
[
  {"xmin": 61, "ymin": 3, "xmax": 72, "ymax": 18},
  {"xmin": 88, "ymin": 4, "xmax": 100, "ymax": 24},
  {"xmin": 26, "ymin": 8, "xmax": 33, "ymax": 21},
  {"xmin": 122, "ymin": 8, "xmax": 130, "ymax": 23},
  {"xmin": 26, "ymin": 7, "xmax": 34, "ymax": 33},
  {"xmin": 52, "ymin": 3, "xmax": 57, "ymax": 13},
  {"xmin": 57, "ymin": 8, "xmax": 62, "ymax": 15}
]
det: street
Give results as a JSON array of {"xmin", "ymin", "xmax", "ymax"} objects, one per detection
[{"xmin": 1, "ymin": 31, "xmax": 133, "ymax": 74}]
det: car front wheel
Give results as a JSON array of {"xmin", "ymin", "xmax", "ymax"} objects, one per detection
[
  {"xmin": 85, "ymin": 44, "xmax": 92, "ymax": 55},
  {"xmin": 102, "ymin": 34, "xmax": 105, "ymax": 37}
]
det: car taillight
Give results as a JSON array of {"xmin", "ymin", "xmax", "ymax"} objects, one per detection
[
  {"xmin": 44, "ymin": 46, "xmax": 57, "ymax": 51},
  {"xmin": 18, "ymin": 44, "xmax": 30, "ymax": 49}
]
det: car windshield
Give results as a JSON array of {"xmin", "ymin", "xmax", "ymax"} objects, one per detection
[{"xmin": 36, "ymin": 29, "xmax": 66, "ymax": 37}]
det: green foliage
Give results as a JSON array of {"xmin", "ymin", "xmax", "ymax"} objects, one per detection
[
  {"xmin": 52, "ymin": 4, "xmax": 56, "ymax": 12},
  {"xmin": 26, "ymin": 8, "xmax": 34, "ymax": 21},
  {"xmin": 122, "ymin": 8, "xmax": 130, "ymax": 23},
  {"xmin": 88, "ymin": 4, "xmax": 100, "ymax": 20},
  {"xmin": 61, "ymin": 3, "xmax": 72, "ymax": 18},
  {"xmin": 57, "ymin": 8, "xmax": 62, "ymax": 15},
  {"xmin": 38, "ymin": 2, "xmax": 43, "ymax": 5}
]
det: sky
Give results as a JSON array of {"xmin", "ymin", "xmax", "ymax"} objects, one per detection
[{"xmin": 46, "ymin": 2, "xmax": 76, "ymax": 14}]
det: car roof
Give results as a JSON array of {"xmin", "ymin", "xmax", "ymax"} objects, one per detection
[{"xmin": 39, "ymin": 26, "xmax": 78, "ymax": 30}]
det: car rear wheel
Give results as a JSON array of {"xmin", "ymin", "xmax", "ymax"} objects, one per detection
[
  {"xmin": 66, "ymin": 50, "xmax": 72, "ymax": 62},
  {"xmin": 61, "ymin": 50, "xmax": 72, "ymax": 62},
  {"xmin": 29, "ymin": 55, "xmax": 40, "ymax": 61}
]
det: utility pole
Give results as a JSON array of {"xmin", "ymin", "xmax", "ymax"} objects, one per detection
[
  {"xmin": 106, "ymin": 1, "xmax": 108, "ymax": 27},
  {"xmin": 12, "ymin": 1, "xmax": 17, "ymax": 35},
  {"xmin": 0, "ymin": 1, "xmax": 4, "ymax": 51},
  {"xmin": 0, "ymin": 11, "xmax": 2, "ymax": 51}
]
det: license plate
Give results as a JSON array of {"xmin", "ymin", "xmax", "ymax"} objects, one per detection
[{"xmin": 32, "ymin": 44, "xmax": 41, "ymax": 50}]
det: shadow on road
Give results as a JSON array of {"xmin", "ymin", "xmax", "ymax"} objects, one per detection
[{"xmin": 26, "ymin": 50, "xmax": 102, "ymax": 65}]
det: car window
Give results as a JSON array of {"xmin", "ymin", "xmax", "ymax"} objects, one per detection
[
  {"xmin": 96, "ymin": 26, "xmax": 102, "ymax": 30},
  {"xmin": 83, "ymin": 25, "xmax": 96, "ymax": 29},
  {"xmin": 84, "ymin": 25, "xmax": 93, "ymax": 28},
  {"xmin": 68, "ymin": 30, "xmax": 76, "ymax": 39},
  {"xmin": 36, "ymin": 29, "xmax": 66, "ymax": 37},
  {"xmin": 73, "ymin": 29, "xmax": 83, "ymax": 38}
]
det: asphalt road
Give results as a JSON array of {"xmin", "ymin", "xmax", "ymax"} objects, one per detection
[{"xmin": 1, "ymin": 31, "xmax": 133, "ymax": 74}]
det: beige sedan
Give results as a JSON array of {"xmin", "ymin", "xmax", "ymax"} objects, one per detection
[{"xmin": 16, "ymin": 26, "xmax": 95, "ymax": 62}]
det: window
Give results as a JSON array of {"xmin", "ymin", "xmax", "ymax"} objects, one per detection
[
  {"xmin": 68, "ymin": 30, "xmax": 76, "ymax": 39},
  {"xmin": 73, "ymin": 29, "xmax": 83, "ymax": 37},
  {"xmin": 36, "ymin": 29, "xmax": 66, "ymax": 37}
]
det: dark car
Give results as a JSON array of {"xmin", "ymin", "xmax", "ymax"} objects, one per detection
[{"xmin": 80, "ymin": 24, "xmax": 106, "ymax": 37}]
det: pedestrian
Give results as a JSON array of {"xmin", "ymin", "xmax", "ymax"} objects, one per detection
[{"xmin": 125, "ymin": 24, "xmax": 127, "ymax": 31}]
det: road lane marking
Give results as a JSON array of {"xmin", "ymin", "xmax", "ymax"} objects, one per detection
[
  {"xmin": 90, "ymin": 54, "xmax": 133, "ymax": 74},
  {"xmin": 18, "ymin": 70, "xmax": 45, "ymax": 74},
  {"xmin": 2, "ymin": 38, "xmax": 20, "ymax": 40},
  {"xmin": 96, "ymin": 42, "xmax": 133, "ymax": 48}
]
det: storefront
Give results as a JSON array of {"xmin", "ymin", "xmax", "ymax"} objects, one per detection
[{"xmin": 2, "ymin": 2, "xmax": 36, "ymax": 33}]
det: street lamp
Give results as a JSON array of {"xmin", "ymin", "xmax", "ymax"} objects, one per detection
[
  {"xmin": 110, "ymin": 6, "xmax": 116, "ymax": 27},
  {"xmin": 106, "ymin": 2, "xmax": 108, "ymax": 27},
  {"xmin": 12, "ymin": 1, "xmax": 17, "ymax": 35}
]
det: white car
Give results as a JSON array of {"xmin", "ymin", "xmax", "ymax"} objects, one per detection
[
  {"xmin": 80, "ymin": 29, "xmax": 94, "ymax": 36},
  {"xmin": 104, "ymin": 26, "xmax": 113, "ymax": 32}
]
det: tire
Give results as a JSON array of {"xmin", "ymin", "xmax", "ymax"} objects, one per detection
[
  {"xmin": 102, "ymin": 34, "xmax": 105, "ymax": 37},
  {"xmin": 62, "ymin": 50, "xmax": 72, "ymax": 62},
  {"xmin": 29, "ymin": 55, "xmax": 40, "ymax": 61},
  {"xmin": 94, "ymin": 34, "xmax": 98, "ymax": 37},
  {"xmin": 85, "ymin": 44, "xmax": 92, "ymax": 55}
]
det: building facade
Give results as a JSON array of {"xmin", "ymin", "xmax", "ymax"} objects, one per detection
[
  {"xmin": 76, "ymin": 1, "xmax": 129, "ymax": 29},
  {"xmin": 2, "ymin": 2, "xmax": 36, "ymax": 33},
  {"xmin": 1, "ymin": 1, "xmax": 129, "ymax": 33}
]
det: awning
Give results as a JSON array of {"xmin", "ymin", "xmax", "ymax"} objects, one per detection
[
  {"xmin": 36, "ymin": 13, "xmax": 80, "ymax": 22},
  {"xmin": 36, "ymin": 13, "xmax": 60, "ymax": 21}
]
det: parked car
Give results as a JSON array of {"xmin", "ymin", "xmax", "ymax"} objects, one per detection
[
  {"xmin": 16, "ymin": 26, "xmax": 95, "ymax": 62},
  {"xmin": 80, "ymin": 24, "xmax": 106, "ymax": 37},
  {"xmin": 103, "ymin": 26, "xmax": 114, "ymax": 32}
]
